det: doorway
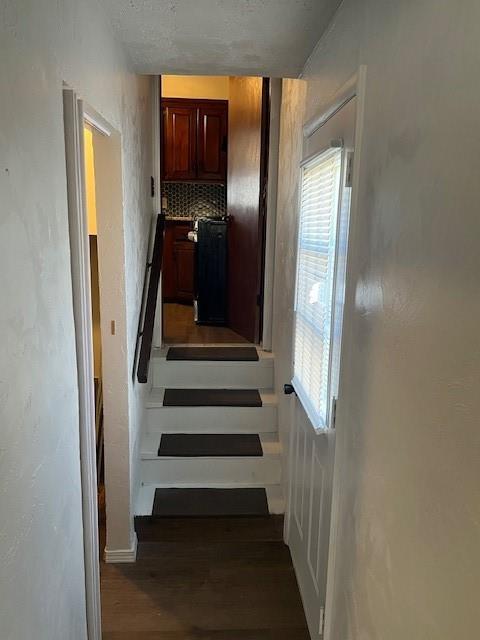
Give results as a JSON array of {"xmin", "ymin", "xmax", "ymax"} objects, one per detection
[
  {"xmin": 83, "ymin": 124, "xmax": 105, "ymax": 552},
  {"xmin": 159, "ymin": 75, "xmax": 271, "ymax": 346},
  {"xmin": 63, "ymin": 88, "xmax": 132, "ymax": 639}
]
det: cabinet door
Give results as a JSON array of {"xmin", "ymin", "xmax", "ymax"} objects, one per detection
[
  {"xmin": 197, "ymin": 102, "xmax": 228, "ymax": 182},
  {"xmin": 174, "ymin": 241, "xmax": 195, "ymax": 302},
  {"xmin": 163, "ymin": 103, "xmax": 197, "ymax": 181}
]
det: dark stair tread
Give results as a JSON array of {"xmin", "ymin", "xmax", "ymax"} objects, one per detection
[
  {"xmin": 163, "ymin": 388, "xmax": 262, "ymax": 407},
  {"xmin": 152, "ymin": 488, "xmax": 269, "ymax": 517},
  {"xmin": 158, "ymin": 433, "xmax": 263, "ymax": 457},
  {"xmin": 166, "ymin": 346, "xmax": 259, "ymax": 362}
]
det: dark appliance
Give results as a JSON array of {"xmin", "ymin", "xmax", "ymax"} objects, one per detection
[{"xmin": 193, "ymin": 217, "xmax": 228, "ymax": 325}]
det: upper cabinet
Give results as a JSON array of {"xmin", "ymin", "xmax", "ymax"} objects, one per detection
[
  {"xmin": 162, "ymin": 99, "xmax": 228, "ymax": 183},
  {"xmin": 196, "ymin": 103, "xmax": 228, "ymax": 182},
  {"xmin": 163, "ymin": 102, "xmax": 197, "ymax": 181}
]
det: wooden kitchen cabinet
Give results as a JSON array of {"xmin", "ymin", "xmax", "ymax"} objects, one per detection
[
  {"xmin": 162, "ymin": 102, "xmax": 197, "ymax": 181},
  {"xmin": 162, "ymin": 98, "xmax": 227, "ymax": 183},
  {"xmin": 173, "ymin": 241, "xmax": 195, "ymax": 302},
  {"xmin": 162, "ymin": 220, "xmax": 195, "ymax": 303},
  {"xmin": 197, "ymin": 103, "xmax": 228, "ymax": 181}
]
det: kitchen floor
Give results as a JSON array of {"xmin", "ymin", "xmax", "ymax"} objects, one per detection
[{"xmin": 163, "ymin": 303, "xmax": 249, "ymax": 344}]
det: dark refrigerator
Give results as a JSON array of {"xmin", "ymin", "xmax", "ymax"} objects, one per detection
[{"xmin": 194, "ymin": 217, "xmax": 228, "ymax": 325}]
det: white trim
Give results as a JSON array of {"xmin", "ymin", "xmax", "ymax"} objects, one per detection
[
  {"xmin": 323, "ymin": 65, "xmax": 368, "ymax": 640},
  {"xmin": 300, "ymin": 138, "xmax": 344, "ymax": 169},
  {"xmin": 83, "ymin": 109, "xmax": 112, "ymax": 137},
  {"xmin": 283, "ymin": 394, "xmax": 297, "ymax": 544},
  {"xmin": 104, "ymin": 533, "xmax": 138, "ymax": 564},
  {"xmin": 303, "ymin": 73, "xmax": 357, "ymax": 139},
  {"xmin": 152, "ymin": 75, "xmax": 163, "ymax": 349},
  {"xmin": 63, "ymin": 88, "xmax": 102, "ymax": 640},
  {"xmin": 152, "ymin": 76, "xmax": 161, "ymax": 216},
  {"xmin": 261, "ymin": 78, "xmax": 282, "ymax": 351}
]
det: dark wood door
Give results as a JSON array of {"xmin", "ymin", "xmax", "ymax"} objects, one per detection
[
  {"xmin": 197, "ymin": 103, "xmax": 228, "ymax": 182},
  {"xmin": 227, "ymin": 77, "xmax": 265, "ymax": 343},
  {"xmin": 163, "ymin": 102, "xmax": 197, "ymax": 181}
]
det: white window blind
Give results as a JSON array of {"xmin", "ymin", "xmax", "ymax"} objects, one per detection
[{"xmin": 292, "ymin": 146, "xmax": 343, "ymax": 430}]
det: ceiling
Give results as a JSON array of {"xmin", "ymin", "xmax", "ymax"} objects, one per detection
[{"xmin": 100, "ymin": 0, "xmax": 342, "ymax": 77}]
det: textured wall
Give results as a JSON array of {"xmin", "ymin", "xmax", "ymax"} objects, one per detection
[
  {"xmin": 274, "ymin": 1, "xmax": 480, "ymax": 638},
  {"xmin": 0, "ymin": 0, "xmax": 151, "ymax": 636}
]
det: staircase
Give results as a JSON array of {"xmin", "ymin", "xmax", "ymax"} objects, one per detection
[{"xmin": 135, "ymin": 345, "xmax": 284, "ymax": 517}]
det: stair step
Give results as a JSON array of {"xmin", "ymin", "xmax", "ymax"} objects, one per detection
[
  {"xmin": 158, "ymin": 433, "xmax": 263, "ymax": 457},
  {"xmin": 166, "ymin": 346, "xmax": 259, "ymax": 361},
  {"xmin": 151, "ymin": 348, "xmax": 274, "ymax": 389},
  {"xmin": 142, "ymin": 431, "xmax": 279, "ymax": 457},
  {"xmin": 152, "ymin": 487, "xmax": 269, "ymax": 517},
  {"xmin": 140, "ymin": 444, "xmax": 281, "ymax": 485},
  {"xmin": 163, "ymin": 388, "xmax": 262, "ymax": 407},
  {"xmin": 136, "ymin": 484, "xmax": 285, "ymax": 516},
  {"xmin": 146, "ymin": 390, "xmax": 277, "ymax": 433}
]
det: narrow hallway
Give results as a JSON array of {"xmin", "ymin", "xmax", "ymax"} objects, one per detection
[
  {"xmin": 101, "ymin": 516, "xmax": 309, "ymax": 639},
  {"xmin": 4, "ymin": 2, "xmax": 480, "ymax": 640}
]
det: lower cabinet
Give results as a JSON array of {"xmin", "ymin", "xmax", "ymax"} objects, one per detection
[
  {"xmin": 163, "ymin": 221, "xmax": 194, "ymax": 303},
  {"xmin": 173, "ymin": 241, "xmax": 194, "ymax": 302}
]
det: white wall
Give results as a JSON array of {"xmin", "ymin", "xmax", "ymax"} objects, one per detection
[
  {"xmin": 0, "ymin": 0, "xmax": 151, "ymax": 636},
  {"xmin": 274, "ymin": 1, "xmax": 480, "ymax": 638}
]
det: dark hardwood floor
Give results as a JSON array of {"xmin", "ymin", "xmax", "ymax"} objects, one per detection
[
  {"xmin": 101, "ymin": 516, "xmax": 310, "ymax": 639},
  {"xmin": 163, "ymin": 303, "xmax": 249, "ymax": 345}
]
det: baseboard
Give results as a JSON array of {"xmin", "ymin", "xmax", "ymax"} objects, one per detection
[{"xmin": 104, "ymin": 532, "xmax": 138, "ymax": 564}]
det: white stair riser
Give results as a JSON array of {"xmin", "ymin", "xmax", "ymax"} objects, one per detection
[
  {"xmin": 147, "ymin": 404, "xmax": 277, "ymax": 433},
  {"xmin": 152, "ymin": 359, "xmax": 274, "ymax": 389},
  {"xmin": 140, "ymin": 456, "xmax": 281, "ymax": 486}
]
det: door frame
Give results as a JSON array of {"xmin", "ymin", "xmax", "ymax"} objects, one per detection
[
  {"xmin": 255, "ymin": 78, "xmax": 271, "ymax": 345},
  {"xmin": 260, "ymin": 78, "xmax": 282, "ymax": 351},
  {"xmin": 63, "ymin": 89, "xmax": 126, "ymax": 640},
  {"xmin": 152, "ymin": 75, "xmax": 163, "ymax": 348},
  {"xmin": 63, "ymin": 87, "xmax": 105, "ymax": 640},
  {"xmin": 153, "ymin": 76, "xmax": 279, "ymax": 347}
]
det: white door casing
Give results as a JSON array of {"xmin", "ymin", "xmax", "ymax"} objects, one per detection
[
  {"xmin": 152, "ymin": 75, "xmax": 163, "ymax": 349},
  {"xmin": 63, "ymin": 88, "xmax": 102, "ymax": 640}
]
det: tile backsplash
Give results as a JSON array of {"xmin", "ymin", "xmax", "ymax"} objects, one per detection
[{"xmin": 162, "ymin": 182, "xmax": 226, "ymax": 218}]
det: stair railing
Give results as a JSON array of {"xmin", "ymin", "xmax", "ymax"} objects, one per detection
[{"xmin": 135, "ymin": 213, "xmax": 166, "ymax": 383}]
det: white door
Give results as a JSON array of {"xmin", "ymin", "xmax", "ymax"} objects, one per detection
[{"xmin": 286, "ymin": 96, "xmax": 357, "ymax": 639}]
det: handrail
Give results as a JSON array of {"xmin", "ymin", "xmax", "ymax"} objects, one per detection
[
  {"xmin": 136, "ymin": 213, "xmax": 166, "ymax": 383},
  {"xmin": 94, "ymin": 377, "xmax": 104, "ymax": 484}
]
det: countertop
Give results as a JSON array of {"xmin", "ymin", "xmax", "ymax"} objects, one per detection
[{"xmin": 165, "ymin": 215, "xmax": 193, "ymax": 222}]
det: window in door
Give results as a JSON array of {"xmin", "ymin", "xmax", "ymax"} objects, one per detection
[{"xmin": 292, "ymin": 144, "xmax": 352, "ymax": 431}]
